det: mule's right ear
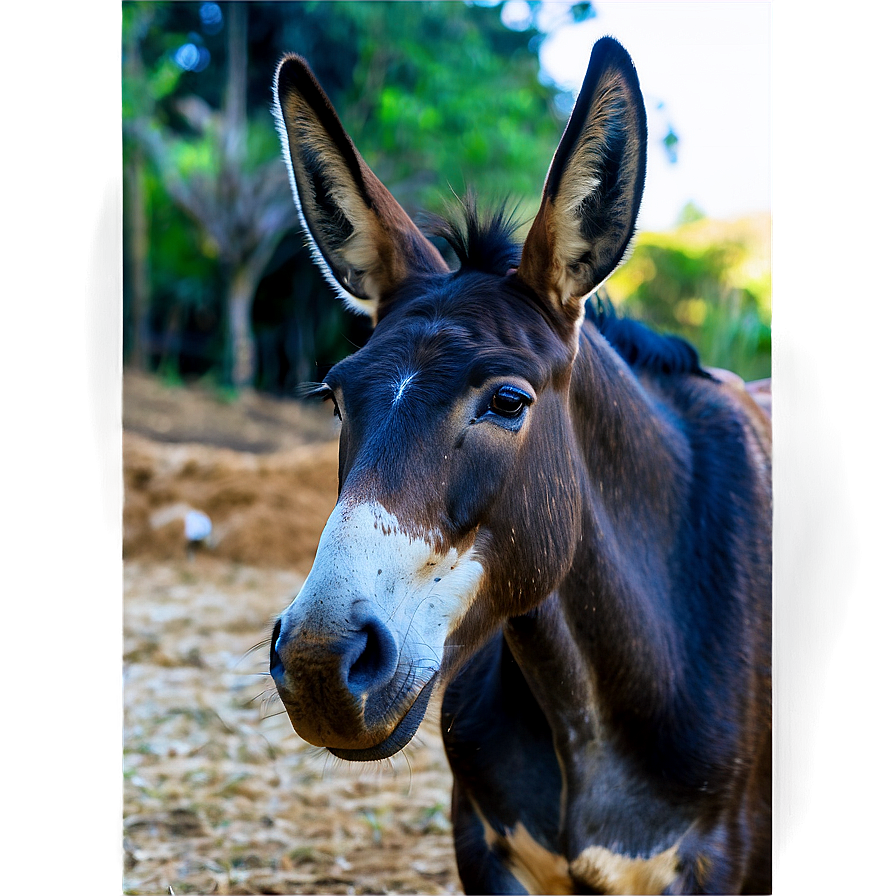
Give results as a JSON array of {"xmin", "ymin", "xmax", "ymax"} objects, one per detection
[{"xmin": 274, "ymin": 56, "xmax": 448, "ymax": 319}]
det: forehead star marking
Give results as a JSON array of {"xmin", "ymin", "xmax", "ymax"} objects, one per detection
[{"xmin": 391, "ymin": 371, "xmax": 418, "ymax": 407}]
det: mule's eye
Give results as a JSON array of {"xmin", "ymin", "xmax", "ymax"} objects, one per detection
[
  {"xmin": 310, "ymin": 384, "xmax": 341, "ymax": 421},
  {"xmin": 489, "ymin": 385, "xmax": 531, "ymax": 419}
]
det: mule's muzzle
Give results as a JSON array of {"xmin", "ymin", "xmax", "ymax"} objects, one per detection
[{"xmin": 269, "ymin": 609, "xmax": 437, "ymax": 761}]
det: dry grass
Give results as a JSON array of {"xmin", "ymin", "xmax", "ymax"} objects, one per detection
[{"xmin": 123, "ymin": 558, "xmax": 460, "ymax": 895}]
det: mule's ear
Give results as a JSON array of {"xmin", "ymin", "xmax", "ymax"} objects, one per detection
[
  {"xmin": 274, "ymin": 55, "xmax": 448, "ymax": 319},
  {"xmin": 518, "ymin": 37, "xmax": 646, "ymax": 322}
]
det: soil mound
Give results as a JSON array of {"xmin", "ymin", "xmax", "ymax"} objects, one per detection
[
  {"xmin": 124, "ymin": 432, "xmax": 338, "ymax": 573},
  {"xmin": 123, "ymin": 372, "xmax": 340, "ymax": 572}
]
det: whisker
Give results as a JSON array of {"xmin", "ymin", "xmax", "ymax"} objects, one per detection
[
  {"xmin": 400, "ymin": 746, "xmax": 414, "ymax": 796},
  {"xmin": 394, "ymin": 592, "xmax": 438, "ymax": 660},
  {"xmin": 255, "ymin": 728, "xmax": 279, "ymax": 761},
  {"xmin": 341, "ymin": 332, "xmax": 365, "ymax": 351},
  {"xmin": 243, "ymin": 691, "xmax": 268, "ymax": 709},
  {"xmin": 231, "ymin": 638, "xmax": 272, "ymax": 670},
  {"xmin": 260, "ymin": 689, "xmax": 284, "ymax": 719}
]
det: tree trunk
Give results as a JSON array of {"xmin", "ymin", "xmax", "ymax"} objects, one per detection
[
  {"xmin": 224, "ymin": 2, "xmax": 248, "ymax": 168},
  {"xmin": 123, "ymin": 15, "xmax": 151, "ymax": 370},
  {"xmin": 227, "ymin": 265, "xmax": 257, "ymax": 389},
  {"xmin": 221, "ymin": 2, "xmax": 254, "ymax": 388},
  {"xmin": 124, "ymin": 153, "xmax": 149, "ymax": 369}
]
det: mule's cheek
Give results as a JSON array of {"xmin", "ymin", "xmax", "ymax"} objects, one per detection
[
  {"xmin": 483, "ymin": 414, "xmax": 581, "ymax": 613},
  {"xmin": 445, "ymin": 432, "xmax": 516, "ymax": 536}
]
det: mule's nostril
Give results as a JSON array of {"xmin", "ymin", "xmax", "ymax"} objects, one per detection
[
  {"xmin": 347, "ymin": 626, "xmax": 375, "ymax": 686},
  {"xmin": 270, "ymin": 617, "xmax": 284, "ymax": 676},
  {"xmin": 346, "ymin": 618, "xmax": 397, "ymax": 694}
]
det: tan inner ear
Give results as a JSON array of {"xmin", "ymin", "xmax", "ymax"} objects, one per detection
[
  {"xmin": 280, "ymin": 89, "xmax": 399, "ymax": 308},
  {"xmin": 279, "ymin": 82, "xmax": 448, "ymax": 317},
  {"xmin": 519, "ymin": 68, "xmax": 642, "ymax": 318},
  {"xmin": 549, "ymin": 75, "xmax": 632, "ymax": 303}
]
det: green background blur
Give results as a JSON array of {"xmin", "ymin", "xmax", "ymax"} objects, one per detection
[{"xmin": 122, "ymin": 1, "xmax": 770, "ymax": 397}]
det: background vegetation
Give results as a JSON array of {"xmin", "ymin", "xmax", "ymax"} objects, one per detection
[
  {"xmin": 122, "ymin": 0, "xmax": 770, "ymax": 396},
  {"xmin": 606, "ymin": 207, "xmax": 771, "ymax": 381}
]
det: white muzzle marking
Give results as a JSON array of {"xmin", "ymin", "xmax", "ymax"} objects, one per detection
[{"xmin": 281, "ymin": 500, "xmax": 484, "ymax": 673}]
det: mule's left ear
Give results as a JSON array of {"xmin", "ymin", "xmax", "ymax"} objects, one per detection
[{"xmin": 518, "ymin": 37, "xmax": 647, "ymax": 322}]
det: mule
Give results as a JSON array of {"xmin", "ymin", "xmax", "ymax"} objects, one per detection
[{"xmin": 269, "ymin": 37, "xmax": 771, "ymax": 895}]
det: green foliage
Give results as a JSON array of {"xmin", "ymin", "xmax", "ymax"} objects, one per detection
[
  {"xmin": 122, "ymin": 2, "xmax": 769, "ymax": 389},
  {"xmin": 146, "ymin": 168, "xmax": 221, "ymax": 285},
  {"xmin": 306, "ymin": 1, "xmax": 563, "ymax": 217},
  {"xmin": 121, "ymin": 4, "xmax": 184, "ymax": 119},
  {"xmin": 122, "ymin": 1, "xmax": 571, "ymax": 385},
  {"xmin": 677, "ymin": 201, "xmax": 706, "ymax": 226},
  {"xmin": 606, "ymin": 213, "xmax": 771, "ymax": 381}
]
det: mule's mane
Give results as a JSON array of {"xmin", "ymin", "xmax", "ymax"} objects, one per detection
[
  {"xmin": 423, "ymin": 197, "xmax": 522, "ymax": 277},
  {"xmin": 424, "ymin": 197, "xmax": 708, "ymax": 379},
  {"xmin": 587, "ymin": 297, "xmax": 710, "ymax": 378}
]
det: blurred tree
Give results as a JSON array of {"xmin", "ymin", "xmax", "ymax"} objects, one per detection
[
  {"xmin": 122, "ymin": 1, "xmax": 764, "ymax": 393},
  {"xmin": 311, "ymin": 1, "xmax": 564, "ymax": 216},
  {"xmin": 122, "ymin": 2, "xmax": 185, "ymax": 370},
  {"xmin": 123, "ymin": 7, "xmax": 149, "ymax": 371},
  {"xmin": 126, "ymin": 3, "xmax": 296, "ymax": 387},
  {"xmin": 122, "ymin": 1, "xmax": 568, "ymax": 390}
]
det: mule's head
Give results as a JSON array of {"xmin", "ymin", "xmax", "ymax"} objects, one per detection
[{"xmin": 269, "ymin": 38, "xmax": 647, "ymax": 760}]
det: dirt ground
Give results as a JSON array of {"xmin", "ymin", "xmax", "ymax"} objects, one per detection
[{"xmin": 122, "ymin": 372, "xmax": 461, "ymax": 895}]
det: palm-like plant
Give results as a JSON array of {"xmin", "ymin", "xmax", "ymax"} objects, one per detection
[{"xmin": 125, "ymin": 3, "xmax": 296, "ymax": 387}]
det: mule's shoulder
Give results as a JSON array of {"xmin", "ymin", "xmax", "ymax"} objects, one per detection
[{"xmin": 658, "ymin": 368, "xmax": 772, "ymax": 492}]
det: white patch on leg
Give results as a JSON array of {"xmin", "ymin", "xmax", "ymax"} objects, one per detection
[{"xmin": 281, "ymin": 501, "xmax": 484, "ymax": 673}]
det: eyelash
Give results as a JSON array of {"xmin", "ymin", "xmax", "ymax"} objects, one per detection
[
  {"xmin": 310, "ymin": 384, "xmax": 341, "ymax": 420},
  {"xmin": 309, "ymin": 382, "xmax": 532, "ymax": 427}
]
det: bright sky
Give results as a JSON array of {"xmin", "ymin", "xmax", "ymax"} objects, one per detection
[{"xmin": 530, "ymin": 1, "xmax": 771, "ymax": 230}]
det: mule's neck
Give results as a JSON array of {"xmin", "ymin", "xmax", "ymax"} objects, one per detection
[
  {"xmin": 505, "ymin": 326, "xmax": 711, "ymax": 783},
  {"xmin": 517, "ymin": 317, "xmax": 770, "ymax": 778},
  {"xmin": 568, "ymin": 326, "xmax": 693, "ymax": 715}
]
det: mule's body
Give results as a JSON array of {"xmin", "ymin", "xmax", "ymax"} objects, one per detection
[
  {"xmin": 268, "ymin": 38, "xmax": 771, "ymax": 894},
  {"xmin": 443, "ymin": 300, "xmax": 771, "ymax": 894}
]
